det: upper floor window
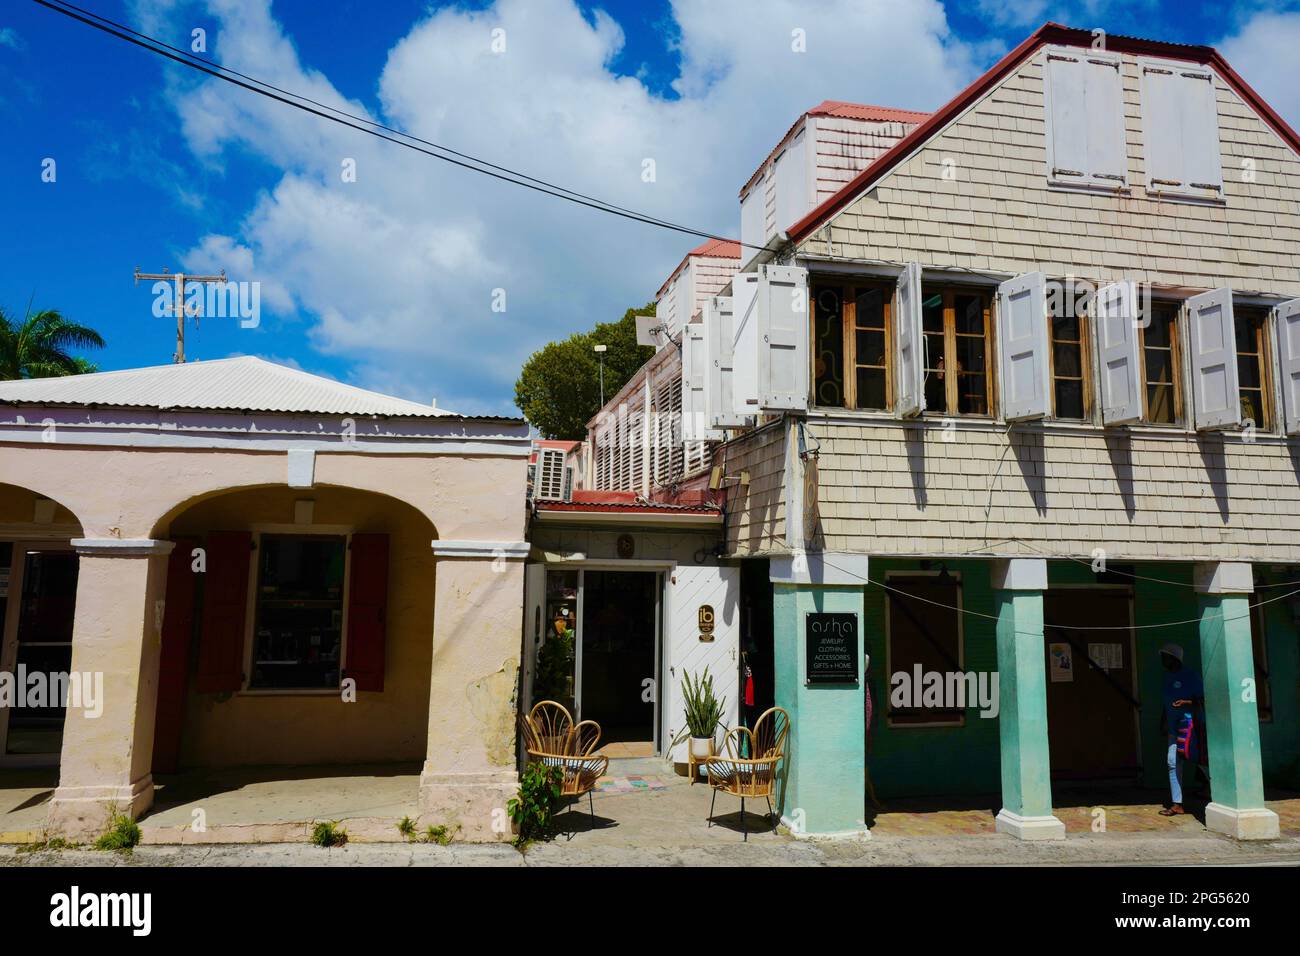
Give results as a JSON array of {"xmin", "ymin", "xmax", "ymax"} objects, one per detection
[
  {"xmin": 1235, "ymin": 307, "xmax": 1273, "ymax": 431},
  {"xmin": 811, "ymin": 282, "xmax": 892, "ymax": 411},
  {"xmin": 1049, "ymin": 295, "xmax": 1090, "ymax": 420},
  {"xmin": 1140, "ymin": 59, "xmax": 1224, "ymax": 201},
  {"xmin": 922, "ymin": 288, "xmax": 991, "ymax": 416},
  {"xmin": 1043, "ymin": 48, "xmax": 1127, "ymax": 191},
  {"xmin": 1141, "ymin": 303, "xmax": 1182, "ymax": 424}
]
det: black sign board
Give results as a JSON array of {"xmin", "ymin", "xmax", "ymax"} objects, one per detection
[{"xmin": 805, "ymin": 612, "xmax": 859, "ymax": 685}]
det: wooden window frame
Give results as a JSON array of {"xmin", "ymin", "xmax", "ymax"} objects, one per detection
[
  {"xmin": 921, "ymin": 286, "xmax": 994, "ymax": 418},
  {"xmin": 1139, "ymin": 301, "xmax": 1184, "ymax": 426},
  {"xmin": 808, "ymin": 280, "xmax": 894, "ymax": 411},
  {"xmin": 1048, "ymin": 295, "xmax": 1093, "ymax": 421},
  {"xmin": 883, "ymin": 570, "xmax": 967, "ymax": 729},
  {"xmin": 1234, "ymin": 307, "xmax": 1273, "ymax": 433}
]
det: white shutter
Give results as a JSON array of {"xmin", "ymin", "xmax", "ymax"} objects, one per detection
[
  {"xmin": 534, "ymin": 448, "xmax": 565, "ymax": 500},
  {"xmin": 1141, "ymin": 61, "xmax": 1223, "ymax": 197},
  {"xmin": 1187, "ymin": 288, "xmax": 1240, "ymax": 430},
  {"xmin": 1044, "ymin": 49, "xmax": 1126, "ymax": 189},
  {"xmin": 680, "ymin": 321, "xmax": 709, "ymax": 441},
  {"xmin": 894, "ymin": 262, "xmax": 924, "ymax": 417},
  {"xmin": 997, "ymin": 272, "xmax": 1052, "ymax": 421},
  {"xmin": 755, "ymin": 264, "xmax": 809, "ymax": 411},
  {"xmin": 730, "ymin": 271, "xmax": 761, "ymax": 417},
  {"xmin": 1093, "ymin": 281, "xmax": 1143, "ymax": 425},
  {"xmin": 1273, "ymin": 297, "xmax": 1300, "ymax": 435},
  {"xmin": 705, "ymin": 295, "xmax": 744, "ymax": 429}
]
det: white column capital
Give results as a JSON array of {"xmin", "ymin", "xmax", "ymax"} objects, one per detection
[
  {"xmin": 430, "ymin": 539, "xmax": 529, "ymax": 560},
  {"xmin": 71, "ymin": 538, "xmax": 175, "ymax": 557},
  {"xmin": 1194, "ymin": 562, "xmax": 1254, "ymax": 595},
  {"xmin": 990, "ymin": 557, "xmax": 1047, "ymax": 592}
]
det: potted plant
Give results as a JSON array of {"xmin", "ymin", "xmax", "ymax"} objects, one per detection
[{"xmin": 674, "ymin": 667, "xmax": 726, "ymax": 759}]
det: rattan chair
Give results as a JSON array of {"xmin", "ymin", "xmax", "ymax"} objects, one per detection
[
  {"xmin": 519, "ymin": 700, "xmax": 609, "ymax": 826},
  {"xmin": 704, "ymin": 706, "xmax": 790, "ymax": 839}
]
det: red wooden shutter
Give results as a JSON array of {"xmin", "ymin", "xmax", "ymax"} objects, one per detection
[
  {"xmin": 152, "ymin": 536, "xmax": 199, "ymax": 773},
  {"xmin": 195, "ymin": 531, "xmax": 252, "ymax": 693},
  {"xmin": 345, "ymin": 533, "xmax": 389, "ymax": 692}
]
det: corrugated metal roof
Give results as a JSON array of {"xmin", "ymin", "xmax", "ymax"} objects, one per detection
[{"xmin": 0, "ymin": 356, "xmax": 475, "ymax": 419}]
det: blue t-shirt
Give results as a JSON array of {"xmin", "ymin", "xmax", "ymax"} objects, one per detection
[{"xmin": 1163, "ymin": 668, "xmax": 1204, "ymax": 733}]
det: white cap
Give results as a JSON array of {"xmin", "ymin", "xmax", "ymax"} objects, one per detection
[{"xmin": 1159, "ymin": 643, "xmax": 1184, "ymax": 662}]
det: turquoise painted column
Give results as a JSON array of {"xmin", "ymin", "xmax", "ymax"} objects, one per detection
[
  {"xmin": 992, "ymin": 558, "xmax": 1065, "ymax": 840},
  {"xmin": 770, "ymin": 552, "xmax": 867, "ymax": 838},
  {"xmin": 1194, "ymin": 562, "xmax": 1280, "ymax": 840}
]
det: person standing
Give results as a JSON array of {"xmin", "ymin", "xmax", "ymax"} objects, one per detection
[{"xmin": 1158, "ymin": 643, "xmax": 1204, "ymax": 817}]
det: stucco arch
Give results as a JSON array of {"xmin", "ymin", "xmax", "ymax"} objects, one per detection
[{"xmin": 0, "ymin": 481, "xmax": 85, "ymax": 536}]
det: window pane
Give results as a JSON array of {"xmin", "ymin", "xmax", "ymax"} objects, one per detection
[
  {"xmin": 856, "ymin": 367, "xmax": 887, "ymax": 410},
  {"xmin": 957, "ymin": 375, "xmax": 987, "ymax": 415},
  {"xmin": 1052, "ymin": 342, "xmax": 1081, "ymax": 378},
  {"xmin": 856, "ymin": 329, "xmax": 886, "ymax": 367},
  {"xmin": 1241, "ymin": 389, "xmax": 1264, "ymax": 425},
  {"xmin": 813, "ymin": 286, "xmax": 845, "ymax": 407},
  {"xmin": 1237, "ymin": 354, "xmax": 1260, "ymax": 390},
  {"xmin": 954, "ymin": 295, "xmax": 985, "ymax": 335},
  {"xmin": 1145, "ymin": 308, "xmax": 1174, "ymax": 347},
  {"xmin": 955, "ymin": 335, "xmax": 985, "ymax": 375},
  {"xmin": 1147, "ymin": 383, "xmax": 1174, "ymax": 424},
  {"xmin": 1055, "ymin": 379, "xmax": 1084, "ymax": 420},
  {"xmin": 251, "ymin": 535, "xmax": 347, "ymax": 690},
  {"xmin": 1234, "ymin": 319, "xmax": 1256, "ymax": 353},
  {"xmin": 855, "ymin": 288, "xmax": 885, "ymax": 329},
  {"xmin": 1051, "ymin": 312, "xmax": 1080, "ymax": 342},
  {"xmin": 1145, "ymin": 348, "xmax": 1171, "ymax": 385},
  {"xmin": 922, "ymin": 291, "xmax": 944, "ymax": 333}
]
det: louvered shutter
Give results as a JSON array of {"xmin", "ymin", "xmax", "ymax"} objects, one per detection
[
  {"xmin": 997, "ymin": 272, "xmax": 1051, "ymax": 420},
  {"xmin": 680, "ymin": 321, "xmax": 711, "ymax": 440},
  {"xmin": 345, "ymin": 533, "xmax": 389, "ymax": 692},
  {"xmin": 894, "ymin": 262, "xmax": 924, "ymax": 417},
  {"xmin": 1093, "ymin": 281, "xmax": 1143, "ymax": 425},
  {"xmin": 195, "ymin": 531, "xmax": 251, "ymax": 693},
  {"xmin": 756, "ymin": 264, "xmax": 809, "ymax": 410},
  {"xmin": 705, "ymin": 295, "xmax": 744, "ymax": 429},
  {"xmin": 534, "ymin": 448, "xmax": 565, "ymax": 500},
  {"xmin": 1187, "ymin": 288, "xmax": 1240, "ymax": 430},
  {"xmin": 1275, "ymin": 297, "xmax": 1300, "ymax": 435},
  {"xmin": 730, "ymin": 272, "xmax": 760, "ymax": 417}
]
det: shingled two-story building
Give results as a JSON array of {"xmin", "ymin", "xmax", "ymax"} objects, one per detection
[{"xmin": 556, "ymin": 22, "xmax": 1300, "ymax": 841}]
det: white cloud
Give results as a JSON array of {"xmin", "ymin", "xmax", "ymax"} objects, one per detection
[
  {"xmin": 147, "ymin": 0, "xmax": 984, "ymax": 415},
  {"xmin": 1218, "ymin": 9, "xmax": 1300, "ymax": 133},
  {"xmin": 0, "ymin": 28, "xmax": 22, "ymax": 51}
]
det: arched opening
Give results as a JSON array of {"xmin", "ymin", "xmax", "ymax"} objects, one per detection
[
  {"xmin": 0, "ymin": 483, "xmax": 84, "ymax": 769},
  {"xmin": 142, "ymin": 483, "xmax": 438, "ymax": 833}
]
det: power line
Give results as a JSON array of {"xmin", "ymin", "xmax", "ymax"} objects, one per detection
[{"xmin": 33, "ymin": 0, "xmax": 762, "ymax": 251}]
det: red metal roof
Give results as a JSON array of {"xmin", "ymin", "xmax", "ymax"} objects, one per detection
[
  {"xmin": 656, "ymin": 238, "xmax": 743, "ymax": 300},
  {"xmin": 786, "ymin": 22, "xmax": 1300, "ymax": 245},
  {"xmin": 533, "ymin": 500, "xmax": 721, "ymax": 516}
]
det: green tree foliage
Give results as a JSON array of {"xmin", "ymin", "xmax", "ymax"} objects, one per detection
[
  {"xmin": 0, "ymin": 305, "xmax": 105, "ymax": 380},
  {"xmin": 514, "ymin": 304, "xmax": 656, "ymax": 439}
]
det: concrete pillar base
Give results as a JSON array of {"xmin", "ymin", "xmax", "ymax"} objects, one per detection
[
  {"xmin": 47, "ymin": 775, "xmax": 154, "ymax": 840},
  {"xmin": 418, "ymin": 768, "xmax": 519, "ymax": 842},
  {"xmin": 995, "ymin": 808, "xmax": 1066, "ymax": 841},
  {"xmin": 1205, "ymin": 803, "xmax": 1280, "ymax": 841}
]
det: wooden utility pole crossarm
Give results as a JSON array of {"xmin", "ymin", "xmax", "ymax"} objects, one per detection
[{"xmin": 134, "ymin": 267, "xmax": 227, "ymax": 363}]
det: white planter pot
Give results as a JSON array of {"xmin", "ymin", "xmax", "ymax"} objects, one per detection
[{"xmin": 689, "ymin": 736, "xmax": 714, "ymax": 759}]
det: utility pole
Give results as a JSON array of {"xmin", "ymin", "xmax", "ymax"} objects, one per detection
[
  {"xmin": 594, "ymin": 343, "xmax": 607, "ymax": 406},
  {"xmin": 134, "ymin": 267, "xmax": 226, "ymax": 363}
]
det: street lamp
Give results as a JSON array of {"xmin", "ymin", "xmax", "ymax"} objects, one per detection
[{"xmin": 594, "ymin": 344, "xmax": 608, "ymax": 406}]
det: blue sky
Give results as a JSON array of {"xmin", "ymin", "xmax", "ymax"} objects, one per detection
[{"xmin": 2, "ymin": 0, "xmax": 1298, "ymax": 415}]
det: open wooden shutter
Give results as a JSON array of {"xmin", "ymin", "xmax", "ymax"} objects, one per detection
[
  {"xmin": 1187, "ymin": 288, "xmax": 1240, "ymax": 430},
  {"xmin": 680, "ymin": 320, "xmax": 711, "ymax": 441},
  {"xmin": 1275, "ymin": 297, "xmax": 1300, "ymax": 435},
  {"xmin": 756, "ymin": 264, "xmax": 809, "ymax": 411},
  {"xmin": 705, "ymin": 295, "xmax": 744, "ymax": 429},
  {"xmin": 730, "ymin": 272, "xmax": 760, "ymax": 417},
  {"xmin": 894, "ymin": 262, "xmax": 924, "ymax": 417},
  {"xmin": 1093, "ymin": 281, "xmax": 1143, "ymax": 425},
  {"xmin": 195, "ymin": 531, "xmax": 251, "ymax": 693},
  {"xmin": 997, "ymin": 272, "xmax": 1051, "ymax": 420},
  {"xmin": 153, "ymin": 536, "xmax": 199, "ymax": 772},
  {"xmin": 345, "ymin": 533, "xmax": 389, "ymax": 692}
]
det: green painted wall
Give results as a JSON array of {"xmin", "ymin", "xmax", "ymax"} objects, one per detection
[
  {"xmin": 857, "ymin": 559, "xmax": 1299, "ymax": 799},
  {"xmin": 773, "ymin": 582, "xmax": 866, "ymax": 834}
]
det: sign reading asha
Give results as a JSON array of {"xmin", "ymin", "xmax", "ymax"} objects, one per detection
[{"xmin": 805, "ymin": 612, "xmax": 859, "ymax": 685}]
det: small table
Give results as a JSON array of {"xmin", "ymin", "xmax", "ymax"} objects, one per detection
[{"xmin": 687, "ymin": 739, "xmax": 715, "ymax": 785}]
